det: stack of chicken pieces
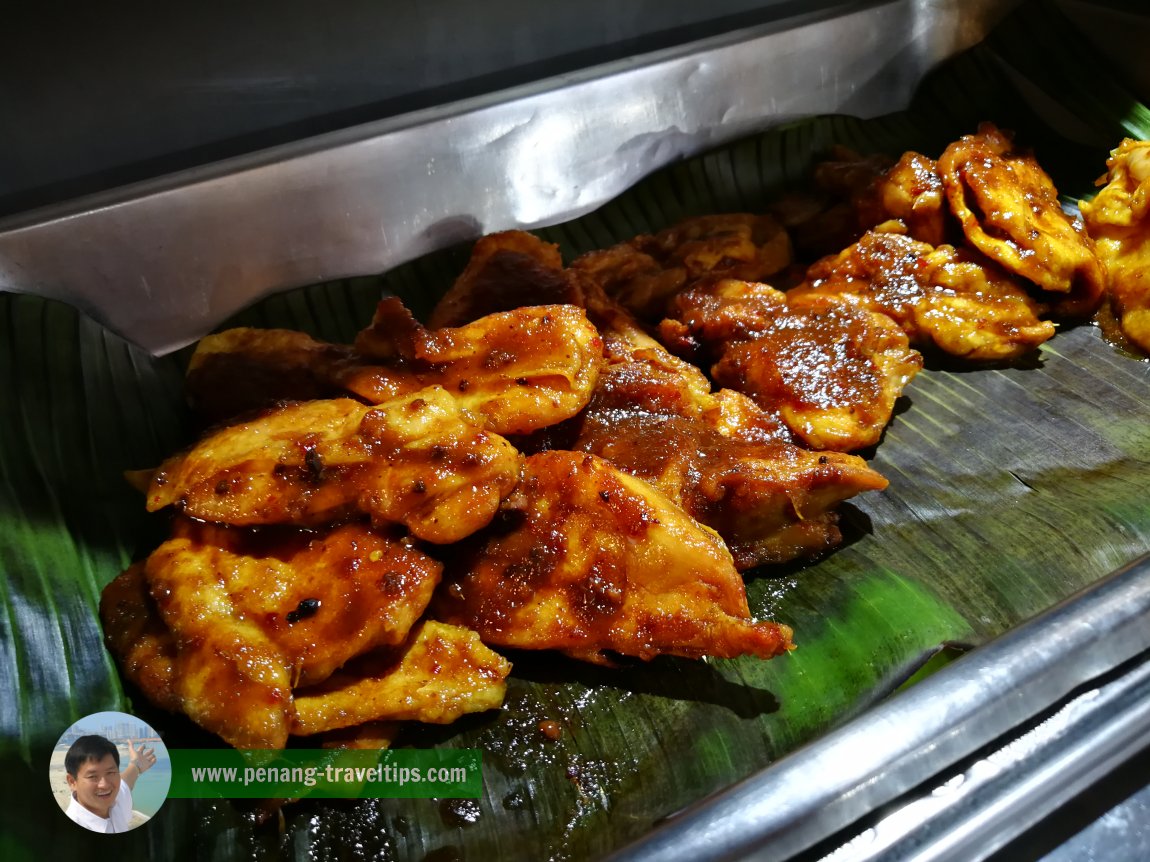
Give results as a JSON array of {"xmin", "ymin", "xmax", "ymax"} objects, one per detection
[{"xmin": 101, "ymin": 122, "xmax": 1116, "ymax": 750}]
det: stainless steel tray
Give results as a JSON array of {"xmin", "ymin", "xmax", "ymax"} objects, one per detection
[{"xmin": 0, "ymin": 0, "xmax": 1013, "ymax": 354}]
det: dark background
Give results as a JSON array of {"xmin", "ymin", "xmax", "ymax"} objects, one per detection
[{"xmin": 0, "ymin": 0, "xmax": 836, "ymax": 219}]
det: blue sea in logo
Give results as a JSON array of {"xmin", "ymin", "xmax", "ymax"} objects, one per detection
[{"xmin": 130, "ymin": 758, "xmax": 172, "ymax": 817}]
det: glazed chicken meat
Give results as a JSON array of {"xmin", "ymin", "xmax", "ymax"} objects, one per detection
[
  {"xmin": 100, "ymin": 520, "xmax": 509, "ymax": 749},
  {"xmin": 435, "ymin": 451, "xmax": 795, "ymax": 664},
  {"xmin": 428, "ymin": 229, "xmax": 889, "ymax": 568},
  {"xmin": 788, "ymin": 225, "xmax": 1056, "ymax": 361},
  {"xmin": 147, "ymin": 388, "xmax": 522, "ymax": 544},
  {"xmin": 102, "ymin": 122, "xmax": 1121, "ymax": 754},
  {"xmin": 659, "ymin": 276, "xmax": 923, "ymax": 451},
  {"xmin": 186, "ymin": 300, "xmax": 604, "ymax": 434},
  {"xmin": 1080, "ymin": 138, "xmax": 1150, "ymax": 353}
]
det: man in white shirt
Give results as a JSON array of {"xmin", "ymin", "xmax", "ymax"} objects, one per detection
[{"xmin": 64, "ymin": 735, "xmax": 156, "ymax": 833}]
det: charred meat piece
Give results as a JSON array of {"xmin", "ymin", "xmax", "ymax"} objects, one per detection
[
  {"xmin": 185, "ymin": 327, "xmax": 420, "ymax": 426},
  {"xmin": 429, "ymin": 231, "xmax": 886, "ymax": 567},
  {"xmin": 147, "ymin": 388, "xmax": 522, "ymax": 544},
  {"xmin": 571, "ymin": 213, "xmax": 792, "ymax": 320},
  {"xmin": 355, "ymin": 299, "xmax": 603, "ymax": 435},
  {"xmin": 572, "ymin": 407, "xmax": 887, "ymax": 569},
  {"xmin": 938, "ymin": 122, "xmax": 1104, "ymax": 317},
  {"xmin": 854, "ymin": 151, "xmax": 949, "ymax": 246},
  {"xmin": 429, "ymin": 230, "xmax": 583, "ymax": 329},
  {"xmin": 291, "ymin": 620, "xmax": 511, "ymax": 735},
  {"xmin": 435, "ymin": 451, "xmax": 795, "ymax": 664},
  {"xmin": 137, "ymin": 520, "xmax": 442, "ymax": 748},
  {"xmin": 185, "ymin": 298, "xmax": 603, "ymax": 437},
  {"xmin": 662, "ymin": 278, "xmax": 922, "ymax": 451},
  {"xmin": 99, "ymin": 563, "xmax": 182, "ymax": 714},
  {"xmin": 791, "ymin": 226, "xmax": 1056, "ymax": 361},
  {"xmin": 1079, "ymin": 138, "xmax": 1150, "ymax": 353},
  {"xmin": 100, "ymin": 532, "xmax": 498, "ymax": 749},
  {"xmin": 148, "ymin": 519, "xmax": 442, "ymax": 688},
  {"xmin": 571, "ymin": 289, "xmax": 886, "ymax": 568}
]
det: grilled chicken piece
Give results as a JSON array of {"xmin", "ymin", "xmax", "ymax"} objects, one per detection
[
  {"xmin": 765, "ymin": 147, "xmax": 895, "ymax": 259},
  {"xmin": 572, "ymin": 407, "xmax": 887, "ymax": 569},
  {"xmin": 100, "ymin": 562, "xmax": 182, "ymax": 713},
  {"xmin": 661, "ymin": 278, "xmax": 922, "ymax": 451},
  {"xmin": 354, "ymin": 299, "xmax": 603, "ymax": 435},
  {"xmin": 1079, "ymin": 138, "xmax": 1150, "ymax": 353},
  {"xmin": 292, "ymin": 621, "xmax": 511, "ymax": 735},
  {"xmin": 571, "ymin": 288, "xmax": 887, "ymax": 567},
  {"xmin": 185, "ymin": 328, "xmax": 420, "ymax": 426},
  {"xmin": 854, "ymin": 151, "xmax": 949, "ymax": 246},
  {"xmin": 135, "ymin": 520, "xmax": 442, "ymax": 749},
  {"xmin": 147, "ymin": 388, "xmax": 522, "ymax": 543},
  {"xmin": 100, "ymin": 543, "xmax": 499, "ymax": 747},
  {"xmin": 151, "ymin": 519, "xmax": 442, "ymax": 687},
  {"xmin": 429, "ymin": 230, "xmax": 885, "ymax": 567},
  {"xmin": 570, "ymin": 213, "xmax": 792, "ymax": 320},
  {"xmin": 185, "ymin": 298, "xmax": 603, "ymax": 437},
  {"xmin": 790, "ymin": 226, "xmax": 1056, "ymax": 360},
  {"xmin": 435, "ymin": 451, "xmax": 795, "ymax": 664},
  {"xmin": 938, "ymin": 123, "xmax": 1105, "ymax": 317},
  {"xmin": 429, "ymin": 231, "xmax": 581, "ymax": 329}
]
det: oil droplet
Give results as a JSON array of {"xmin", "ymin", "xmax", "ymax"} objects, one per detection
[{"xmin": 438, "ymin": 798, "xmax": 482, "ymax": 828}]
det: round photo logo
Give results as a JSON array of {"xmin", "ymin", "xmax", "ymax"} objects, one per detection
[{"xmin": 51, "ymin": 710, "xmax": 171, "ymax": 833}]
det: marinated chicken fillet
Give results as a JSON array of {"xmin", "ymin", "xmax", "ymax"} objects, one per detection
[
  {"xmin": 149, "ymin": 519, "xmax": 443, "ymax": 688},
  {"xmin": 938, "ymin": 122, "xmax": 1105, "ymax": 317},
  {"xmin": 1079, "ymin": 138, "xmax": 1150, "ymax": 352},
  {"xmin": 147, "ymin": 388, "xmax": 522, "ymax": 543},
  {"xmin": 185, "ymin": 302, "xmax": 603, "ymax": 436},
  {"xmin": 435, "ymin": 451, "xmax": 794, "ymax": 664},
  {"xmin": 854, "ymin": 151, "xmax": 949, "ymax": 246},
  {"xmin": 185, "ymin": 327, "xmax": 419, "ymax": 426},
  {"xmin": 661, "ymin": 278, "xmax": 922, "ymax": 451},
  {"xmin": 790, "ymin": 226, "xmax": 1056, "ymax": 360},
  {"xmin": 355, "ymin": 299, "xmax": 604, "ymax": 434},
  {"xmin": 429, "ymin": 230, "xmax": 885, "ymax": 567},
  {"xmin": 429, "ymin": 231, "xmax": 582, "ymax": 329},
  {"xmin": 292, "ymin": 621, "xmax": 511, "ymax": 735},
  {"xmin": 568, "ymin": 294, "xmax": 887, "ymax": 567},
  {"xmin": 571, "ymin": 213, "xmax": 792, "ymax": 320},
  {"xmin": 100, "ymin": 563, "xmax": 182, "ymax": 713},
  {"xmin": 99, "ymin": 525, "xmax": 504, "ymax": 748},
  {"xmin": 136, "ymin": 520, "xmax": 442, "ymax": 748},
  {"xmin": 766, "ymin": 146, "xmax": 894, "ymax": 258},
  {"xmin": 573, "ymin": 407, "xmax": 887, "ymax": 568}
]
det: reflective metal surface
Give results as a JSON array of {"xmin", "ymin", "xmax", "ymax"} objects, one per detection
[
  {"xmin": 816, "ymin": 652, "xmax": 1150, "ymax": 862},
  {"xmin": 0, "ymin": 0, "xmax": 1013, "ymax": 354},
  {"xmin": 606, "ymin": 553, "xmax": 1150, "ymax": 862}
]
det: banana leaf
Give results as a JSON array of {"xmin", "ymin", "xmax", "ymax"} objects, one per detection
[{"xmin": 5, "ymin": 2, "xmax": 1150, "ymax": 859}]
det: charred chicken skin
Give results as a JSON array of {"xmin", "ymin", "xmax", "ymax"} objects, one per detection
[
  {"xmin": 660, "ymin": 277, "xmax": 922, "ymax": 451},
  {"xmin": 435, "ymin": 451, "xmax": 795, "ymax": 664},
  {"xmin": 938, "ymin": 123, "xmax": 1105, "ymax": 317},
  {"xmin": 185, "ymin": 300, "xmax": 603, "ymax": 437},
  {"xmin": 354, "ymin": 298, "xmax": 604, "ymax": 435},
  {"xmin": 147, "ymin": 388, "xmax": 522, "ymax": 544},
  {"xmin": 570, "ymin": 213, "xmax": 793, "ymax": 320},
  {"xmin": 789, "ymin": 225, "xmax": 1056, "ymax": 361},
  {"xmin": 101, "ymin": 522, "xmax": 508, "ymax": 749},
  {"xmin": 430, "ymin": 230, "xmax": 888, "ymax": 568},
  {"xmin": 1079, "ymin": 138, "xmax": 1150, "ymax": 353}
]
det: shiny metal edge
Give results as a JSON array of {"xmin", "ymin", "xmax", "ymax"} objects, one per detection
[
  {"xmin": 820, "ymin": 649, "xmax": 1150, "ymax": 862},
  {"xmin": 604, "ymin": 552, "xmax": 1150, "ymax": 862},
  {"xmin": 0, "ymin": 0, "xmax": 1013, "ymax": 354}
]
